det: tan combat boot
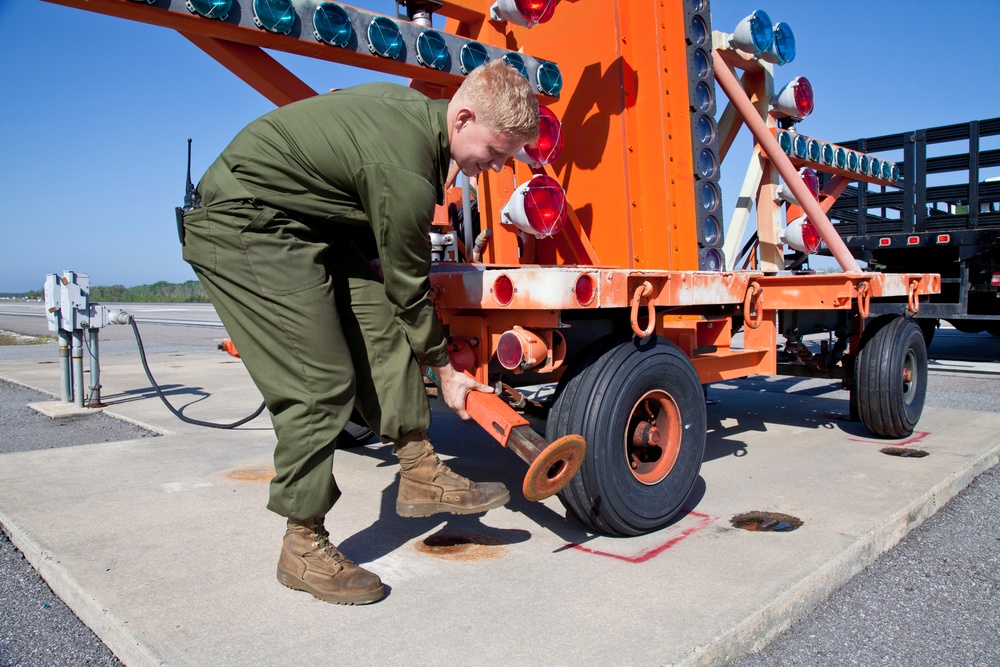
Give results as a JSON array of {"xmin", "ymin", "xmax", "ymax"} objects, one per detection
[
  {"xmin": 395, "ymin": 435, "xmax": 510, "ymax": 518},
  {"xmin": 276, "ymin": 517, "xmax": 384, "ymax": 605}
]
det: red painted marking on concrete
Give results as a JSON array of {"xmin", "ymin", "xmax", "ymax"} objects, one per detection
[
  {"xmin": 566, "ymin": 511, "xmax": 717, "ymax": 563},
  {"xmin": 849, "ymin": 430, "xmax": 929, "ymax": 447}
]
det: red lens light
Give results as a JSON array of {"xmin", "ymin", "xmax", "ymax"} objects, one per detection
[
  {"xmin": 937, "ymin": 234, "xmax": 950, "ymax": 244},
  {"xmin": 801, "ymin": 168, "xmax": 819, "ymax": 200},
  {"xmin": 793, "ymin": 77, "xmax": 814, "ymax": 118},
  {"xmin": 574, "ymin": 274, "xmax": 596, "ymax": 305},
  {"xmin": 801, "ymin": 219, "xmax": 821, "ymax": 254},
  {"xmin": 907, "ymin": 236, "xmax": 920, "ymax": 245},
  {"xmin": 493, "ymin": 274, "xmax": 514, "ymax": 306},
  {"xmin": 522, "ymin": 175, "xmax": 568, "ymax": 237},
  {"xmin": 523, "ymin": 106, "xmax": 564, "ymax": 166},
  {"xmin": 496, "ymin": 331, "xmax": 524, "ymax": 369},
  {"xmin": 514, "ymin": 0, "xmax": 555, "ymax": 25}
]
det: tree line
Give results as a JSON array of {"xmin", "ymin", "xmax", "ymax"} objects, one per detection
[{"xmin": 4, "ymin": 281, "xmax": 209, "ymax": 302}]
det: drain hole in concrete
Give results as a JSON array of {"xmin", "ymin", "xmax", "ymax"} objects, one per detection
[
  {"xmin": 730, "ymin": 511, "xmax": 802, "ymax": 532},
  {"xmin": 880, "ymin": 447, "xmax": 928, "ymax": 458},
  {"xmin": 416, "ymin": 532, "xmax": 506, "ymax": 561}
]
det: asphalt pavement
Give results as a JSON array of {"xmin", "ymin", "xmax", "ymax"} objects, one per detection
[{"xmin": 0, "ymin": 308, "xmax": 998, "ymax": 666}]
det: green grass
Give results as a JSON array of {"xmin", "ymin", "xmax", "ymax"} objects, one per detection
[{"xmin": 0, "ymin": 330, "xmax": 56, "ymax": 346}]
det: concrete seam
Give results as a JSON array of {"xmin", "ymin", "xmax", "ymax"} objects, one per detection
[
  {"xmin": 0, "ymin": 508, "xmax": 170, "ymax": 667},
  {"xmin": 680, "ymin": 441, "xmax": 1000, "ymax": 667}
]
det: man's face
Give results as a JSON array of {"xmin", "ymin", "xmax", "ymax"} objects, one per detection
[{"xmin": 451, "ymin": 109, "xmax": 528, "ymax": 178}]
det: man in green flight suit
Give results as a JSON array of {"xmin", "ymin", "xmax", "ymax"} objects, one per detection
[{"xmin": 181, "ymin": 60, "xmax": 539, "ymax": 605}]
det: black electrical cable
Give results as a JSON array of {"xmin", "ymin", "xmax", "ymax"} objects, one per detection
[{"xmin": 127, "ymin": 316, "xmax": 267, "ymax": 429}]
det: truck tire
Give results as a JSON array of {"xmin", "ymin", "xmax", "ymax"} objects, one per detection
[
  {"xmin": 337, "ymin": 410, "xmax": 375, "ymax": 448},
  {"xmin": 853, "ymin": 315, "xmax": 927, "ymax": 438},
  {"xmin": 546, "ymin": 337, "xmax": 706, "ymax": 536}
]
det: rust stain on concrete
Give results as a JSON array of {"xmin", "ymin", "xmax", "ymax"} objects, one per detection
[{"xmin": 224, "ymin": 465, "xmax": 276, "ymax": 482}]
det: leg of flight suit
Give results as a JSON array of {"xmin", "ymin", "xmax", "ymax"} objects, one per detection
[{"xmin": 182, "ymin": 200, "xmax": 356, "ymax": 520}]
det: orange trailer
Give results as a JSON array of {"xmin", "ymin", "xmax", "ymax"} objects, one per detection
[{"xmin": 46, "ymin": 0, "xmax": 939, "ymax": 536}]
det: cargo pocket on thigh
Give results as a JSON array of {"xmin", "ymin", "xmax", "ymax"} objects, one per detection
[
  {"xmin": 181, "ymin": 208, "xmax": 217, "ymax": 277},
  {"xmin": 239, "ymin": 207, "xmax": 329, "ymax": 296}
]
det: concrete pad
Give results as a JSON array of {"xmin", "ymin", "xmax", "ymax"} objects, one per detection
[
  {"xmin": 1, "ymin": 352, "xmax": 998, "ymax": 666},
  {"xmin": 27, "ymin": 401, "xmax": 104, "ymax": 419}
]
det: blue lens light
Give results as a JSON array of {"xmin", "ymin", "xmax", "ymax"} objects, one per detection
[
  {"xmin": 890, "ymin": 164, "xmax": 900, "ymax": 182},
  {"xmin": 415, "ymin": 29, "xmax": 449, "ymax": 69},
  {"xmin": 313, "ymin": 3, "xmax": 352, "ymax": 47},
  {"xmin": 793, "ymin": 134, "xmax": 808, "ymax": 159},
  {"xmin": 536, "ymin": 62, "xmax": 562, "ymax": 97},
  {"xmin": 186, "ymin": 0, "xmax": 232, "ymax": 20},
  {"xmin": 701, "ymin": 182, "xmax": 719, "ymax": 212},
  {"xmin": 777, "ymin": 129, "xmax": 793, "ymax": 155},
  {"xmin": 692, "ymin": 49, "xmax": 710, "ymax": 78},
  {"xmin": 368, "ymin": 16, "xmax": 403, "ymax": 59},
  {"xmin": 253, "ymin": 0, "xmax": 295, "ymax": 33},
  {"xmin": 847, "ymin": 152, "xmax": 858, "ymax": 171},
  {"xmin": 859, "ymin": 154, "xmax": 870, "ymax": 174},
  {"xmin": 690, "ymin": 15, "xmax": 708, "ymax": 46},
  {"xmin": 695, "ymin": 81, "xmax": 713, "ymax": 112},
  {"xmin": 772, "ymin": 21, "xmax": 795, "ymax": 65},
  {"xmin": 808, "ymin": 139, "xmax": 822, "ymax": 162},
  {"xmin": 749, "ymin": 10, "xmax": 774, "ymax": 54},
  {"xmin": 697, "ymin": 115, "xmax": 715, "ymax": 145},
  {"xmin": 821, "ymin": 143, "xmax": 834, "ymax": 165},
  {"xmin": 698, "ymin": 149, "xmax": 718, "ymax": 179},
  {"xmin": 834, "ymin": 146, "xmax": 847, "ymax": 169},
  {"xmin": 703, "ymin": 215, "xmax": 721, "ymax": 246},
  {"xmin": 881, "ymin": 161, "xmax": 893, "ymax": 181},
  {"xmin": 869, "ymin": 157, "xmax": 881, "ymax": 178},
  {"xmin": 502, "ymin": 53, "xmax": 528, "ymax": 78},
  {"xmin": 703, "ymin": 248, "xmax": 723, "ymax": 271},
  {"xmin": 460, "ymin": 42, "xmax": 489, "ymax": 74}
]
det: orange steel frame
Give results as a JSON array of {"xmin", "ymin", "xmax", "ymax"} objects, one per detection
[{"xmin": 45, "ymin": 0, "xmax": 939, "ymax": 399}]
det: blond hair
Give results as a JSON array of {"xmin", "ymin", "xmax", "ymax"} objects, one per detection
[{"xmin": 454, "ymin": 60, "xmax": 539, "ymax": 143}]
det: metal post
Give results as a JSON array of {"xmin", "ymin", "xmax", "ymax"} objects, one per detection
[
  {"xmin": 58, "ymin": 330, "xmax": 72, "ymax": 404},
  {"xmin": 72, "ymin": 329, "xmax": 85, "ymax": 408},
  {"xmin": 87, "ymin": 327, "xmax": 101, "ymax": 406},
  {"xmin": 462, "ymin": 175, "xmax": 474, "ymax": 261}
]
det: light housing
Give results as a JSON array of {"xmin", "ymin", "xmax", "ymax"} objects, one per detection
[
  {"xmin": 460, "ymin": 42, "xmax": 489, "ymax": 74},
  {"xmin": 771, "ymin": 76, "xmax": 813, "ymax": 121},
  {"xmin": 535, "ymin": 61, "xmax": 563, "ymax": 97},
  {"xmin": 253, "ymin": 0, "xmax": 296, "ymax": 33},
  {"xmin": 759, "ymin": 21, "xmax": 795, "ymax": 65},
  {"xmin": 186, "ymin": 0, "xmax": 232, "ymax": 20},
  {"xmin": 781, "ymin": 217, "xmax": 822, "ymax": 254},
  {"xmin": 415, "ymin": 29, "xmax": 449, "ymax": 69},
  {"xmin": 516, "ymin": 106, "xmax": 563, "ymax": 167},
  {"xmin": 500, "ymin": 175, "xmax": 568, "ymax": 238},
  {"xmin": 700, "ymin": 248, "xmax": 724, "ymax": 272},
  {"xmin": 728, "ymin": 10, "xmax": 773, "ymax": 57},
  {"xmin": 490, "ymin": 0, "xmax": 555, "ymax": 28},
  {"xmin": 367, "ymin": 16, "xmax": 403, "ymax": 59},
  {"xmin": 497, "ymin": 326, "xmax": 547, "ymax": 371},
  {"xmin": 775, "ymin": 167, "xmax": 819, "ymax": 205},
  {"xmin": 313, "ymin": 3, "xmax": 352, "ymax": 46}
]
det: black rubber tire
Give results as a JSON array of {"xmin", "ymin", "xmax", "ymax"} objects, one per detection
[
  {"xmin": 336, "ymin": 409, "xmax": 375, "ymax": 448},
  {"xmin": 853, "ymin": 315, "xmax": 928, "ymax": 439},
  {"xmin": 546, "ymin": 337, "xmax": 707, "ymax": 536}
]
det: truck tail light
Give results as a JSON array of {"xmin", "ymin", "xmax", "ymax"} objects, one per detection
[
  {"xmin": 992, "ymin": 272, "xmax": 1000, "ymax": 287},
  {"xmin": 490, "ymin": 0, "xmax": 555, "ymax": 27},
  {"xmin": 497, "ymin": 326, "xmax": 547, "ymax": 371},
  {"xmin": 517, "ymin": 106, "xmax": 563, "ymax": 167},
  {"xmin": 771, "ymin": 76, "xmax": 813, "ymax": 120},
  {"xmin": 500, "ymin": 175, "xmax": 568, "ymax": 238},
  {"xmin": 781, "ymin": 217, "xmax": 821, "ymax": 254},
  {"xmin": 492, "ymin": 274, "xmax": 514, "ymax": 306},
  {"xmin": 574, "ymin": 274, "xmax": 596, "ymax": 305}
]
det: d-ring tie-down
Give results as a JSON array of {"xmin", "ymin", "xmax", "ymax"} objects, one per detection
[
  {"xmin": 908, "ymin": 280, "xmax": 920, "ymax": 313},
  {"xmin": 856, "ymin": 281, "xmax": 871, "ymax": 319},
  {"xmin": 743, "ymin": 282, "xmax": 764, "ymax": 329},
  {"xmin": 630, "ymin": 281, "xmax": 655, "ymax": 338}
]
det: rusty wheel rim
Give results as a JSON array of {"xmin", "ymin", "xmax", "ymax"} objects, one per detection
[{"xmin": 624, "ymin": 390, "xmax": 682, "ymax": 485}]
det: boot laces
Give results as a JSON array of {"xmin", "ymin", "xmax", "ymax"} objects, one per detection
[{"xmin": 303, "ymin": 521, "xmax": 351, "ymax": 566}]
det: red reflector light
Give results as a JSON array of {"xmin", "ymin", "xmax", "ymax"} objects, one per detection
[
  {"xmin": 520, "ymin": 106, "xmax": 564, "ymax": 167},
  {"xmin": 878, "ymin": 237, "xmax": 891, "ymax": 246},
  {"xmin": 992, "ymin": 272, "xmax": 1000, "ymax": 287},
  {"xmin": 574, "ymin": 274, "xmax": 596, "ymax": 305},
  {"xmin": 502, "ymin": 175, "xmax": 569, "ymax": 238},
  {"xmin": 794, "ymin": 77, "xmax": 814, "ymax": 118},
  {"xmin": 937, "ymin": 234, "xmax": 950, "ymax": 244},
  {"xmin": 801, "ymin": 219, "xmax": 821, "ymax": 254},
  {"xmin": 496, "ymin": 331, "xmax": 524, "ymax": 369},
  {"xmin": 515, "ymin": 0, "xmax": 555, "ymax": 25},
  {"xmin": 493, "ymin": 274, "xmax": 514, "ymax": 306},
  {"xmin": 801, "ymin": 167, "xmax": 820, "ymax": 200},
  {"xmin": 907, "ymin": 236, "xmax": 920, "ymax": 245}
]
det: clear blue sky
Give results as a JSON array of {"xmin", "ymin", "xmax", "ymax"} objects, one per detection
[{"xmin": 2, "ymin": 1, "xmax": 999, "ymax": 292}]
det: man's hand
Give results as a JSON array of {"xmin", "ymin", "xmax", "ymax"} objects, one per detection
[{"xmin": 432, "ymin": 362, "xmax": 496, "ymax": 420}]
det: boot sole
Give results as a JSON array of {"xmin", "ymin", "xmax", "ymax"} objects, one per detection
[
  {"xmin": 276, "ymin": 568, "xmax": 384, "ymax": 605},
  {"xmin": 396, "ymin": 489, "xmax": 511, "ymax": 518}
]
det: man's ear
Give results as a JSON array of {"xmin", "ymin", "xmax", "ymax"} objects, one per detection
[{"xmin": 453, "ymin": 107, "xmax": 475, "ymax": 131}]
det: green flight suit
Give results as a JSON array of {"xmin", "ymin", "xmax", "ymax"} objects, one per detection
[{"xmin": 181, "ymin": 83, "xmax": 452, "ymax": 520}]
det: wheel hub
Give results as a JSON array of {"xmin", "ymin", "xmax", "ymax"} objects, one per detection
[{"xmin": 625, "ymin": 390, "xmax": 682, "ymax": 485}]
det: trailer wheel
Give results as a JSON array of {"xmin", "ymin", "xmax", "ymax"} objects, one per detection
[
  {"xmin": 853, "ymin": 315, "xmax": 927, "ymax": 439},
  {"xmin": 337, "ymin": 410, "xmax": 375, "ymax": 448},
  {"xmin": 547, "ymin": 337, "xmax": 706, "ymax": 536}
]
